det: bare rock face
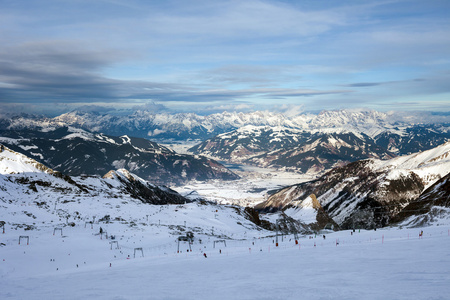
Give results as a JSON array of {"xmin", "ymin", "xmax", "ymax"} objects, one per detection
[{"xmin": 393, "ymin": 172, "xmax": 450, "ymax": 227}]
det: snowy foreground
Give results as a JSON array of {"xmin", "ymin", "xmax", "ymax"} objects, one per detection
[{"xmin": 2, "ymin": 218, "xmax": 450, "ymax": 300}]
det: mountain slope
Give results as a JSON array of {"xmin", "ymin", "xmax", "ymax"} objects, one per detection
[
  {"xmin": 246, "ymin": 132, "xmax": 395, "ymax": 173},
  {"xmin": 374, "ymin": 124, "xmax": 450, "ymax": 155},
  {"xmin": 282, "ymin": 194, "xmax": 339, "ymax": 232},
  {"xmin": 191, "ymin": 127, "xmax": 395, "ymax": 174},
  {"xmin": 0, "ymin": 145, "xmax": 189, "ymax": 206},
  {"xmin": 0, "ymin": 145, "xmax": 275, "ymax": 248},
  {"xmin": 393, "ymin": 172, "xmax": 450, "ymax": 227},
  {"xmin": 102, "ymin": 169, "xmax": 188, "ymax": 204},
  {"xmin": 255, "ymin": 141, "xmax": 450, "ymax": 228},
  {"xmin": 189, "ymin": 125, "xmax": 311, "ymax": 162},
  {"xmin": 1, "ymin": 109, "xmax": 448, "ymax": 179},
  {"xmin": 0, "ymin": 127, "xmax": 239, "ymax": 185}
]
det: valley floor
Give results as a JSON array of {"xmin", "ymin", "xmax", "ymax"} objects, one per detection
[
  {"xmin": 2, "ymin": 221, "xmax": 450, "ymax": 300},
  {"xmin": 173, "ymin": 163, "xmax": 314, "ymax": 206}
]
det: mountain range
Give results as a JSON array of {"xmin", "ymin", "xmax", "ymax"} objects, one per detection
[
  {"xmin": 2, "ymin": 109, "xmax": 448, "ymax": 146},
  {"xmin": 1, "ymin": 109, "xmax": 448, "ymax": 178},
  {"xmin": 0, "ymin": 127, "xmax": 238, "ymax": 185},
  {"xmin": 0, "ymin": 145, "xmax": 188, "ymax": 206},
  {"xmin": 189, "ymin": 126, "xmax": 397, "ymax": 174},
  {"xmin": 0, "ymin": 113, "xmax": 449, "ymax": 230}
]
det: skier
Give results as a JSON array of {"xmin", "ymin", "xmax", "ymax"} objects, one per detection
[
  {"xmin": 100, "ymin": 227, "xmax": 103, "ymax": 234},
  {"xmin": 203, "ymin": 253, "xmax": 207, "ymax": 258}
]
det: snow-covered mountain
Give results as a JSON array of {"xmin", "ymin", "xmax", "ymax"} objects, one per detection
[
  {"xmin": 188, "ymin": 110, "xmax": 448, "ymax": 173},
  {"xmin": 3, "ymin": 145, "xmax": 449, "ymax": 300},
  {"xmin": 188, "ymin": 125, "xmax": 311, "ymax": 162},
  {"xmin": 2, "ymin": 109, "xmax": 448, "ymax": 147},
  {"xmin": 0, "ymin": 145, "xmax": 189, "ymax": 206},
  {"xmin": 374, "ymin": 124, "xmax": 450, "ymax": 155},
  {"xmin": 0, "ymin": 127, "xmax": 239, "ymax": 185},
  {"xmin": 50, "ymin": 110, "xmax": 298, "ymax": 141},
  {"xmin": 1, "ymin": 110, "xmax": 448, "ymax": 177},
  {"xmin": 248, "ymin": 132, "xmax": 396, "ymax": 173},
  {"xmin": 0, "ymin": 144, "xmax": 282, "ymax": 232},
  {"xmin": 2, "ymin": 121, "xmax": 450, "ymax": 299},
  {"xmin": 255, "ymin": 141, "xmax": 450, "ymax": 229},
  {"xmin": 393, "ymin": 172, "xmax": 450, "ymax": 227},
  {"xmin": 190, "ymin": 127, "xmax": 396, "ymax": 174}
]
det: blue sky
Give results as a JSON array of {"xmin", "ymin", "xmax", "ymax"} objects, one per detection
[{"xmin": 0, "ymin": 0, "xmax": 449, "ymax": 115}]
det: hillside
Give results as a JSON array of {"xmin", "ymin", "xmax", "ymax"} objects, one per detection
[
  {"xmin": 190, "ymin": 127, "xmax": 396, "ymax": 174},
  {"xmin": 255, "ymin": 141, "xmax": 450, "ymax": 229},
  {"xmin": 393, "ymin": 172, "xmax": 450, "ymax": 227},
  {"xmin": 0, "ymin": 127, "xmax": 239, "ymax": 185},
  {"xmin": 0, "ymin": 145, "xmax": 188, "ymax": 205},
  {"xmin": 0, "ymin": 145, "xmax": 275, "ymax": 239}
]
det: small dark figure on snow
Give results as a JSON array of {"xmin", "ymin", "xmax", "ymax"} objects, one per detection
[
  {"xmin": 203, "ymin": 253, "xmax": 207, "ymax": 258},
  {"xmin": 323, "ymin": 235, "xmax": 326, "ymax": 240},
  {"xmin": 100, "ymin": 227, "xmax": 103, "ymax": 234}
]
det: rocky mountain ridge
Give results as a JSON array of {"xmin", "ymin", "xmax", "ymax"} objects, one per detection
[
  {"xmin": 2, "ymin": 109, "xmax": 448, "ymax": 147},
  {"xmin": 0, "ymin": 145, "xmax": 188, "ymax": 206},
  {"xmin": 255, "ymin": 141, "xmax": 450, "ymax": 229},
  {"xmin": 393, "ymin": 172, "xmax": 450, "ymax": 227},
  {"xmin": 2, "ymin": 110, "xmax": 448, "ymax": 176},
  {"xmin": 0, "ymin": 127, "xmax": 238, "ymax": 185},
  {"xmin": 190, "ymin": 127, "xmax": 397, "ymax": 174}
]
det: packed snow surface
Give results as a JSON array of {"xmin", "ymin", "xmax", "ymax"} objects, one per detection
[{"xmin": 1, "ymin": 220, "xmax": 450, "ymax": 300}]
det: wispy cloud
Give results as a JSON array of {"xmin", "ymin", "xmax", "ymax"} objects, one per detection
[{"xmin": 0, "ymin": 0, "xmax": 449, "ymax": 114}]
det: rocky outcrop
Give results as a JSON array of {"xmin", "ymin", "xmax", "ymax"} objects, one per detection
[
  {"xmin": 393, "ymin": 172, "xmax": 450, "ymax": 227},
  {"xmin": 103, "ymin": 169, "xmax": 188, "ymax": 205}
]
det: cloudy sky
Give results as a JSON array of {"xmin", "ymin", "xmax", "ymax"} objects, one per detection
[{"xmin": 1, "ymin": 0, "xmax": 449, "ymax": 115}]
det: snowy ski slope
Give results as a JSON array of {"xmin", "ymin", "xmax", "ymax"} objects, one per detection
[{"xmin": 1, "ymin": 220, "xmax": 450, "ymax": 300}]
